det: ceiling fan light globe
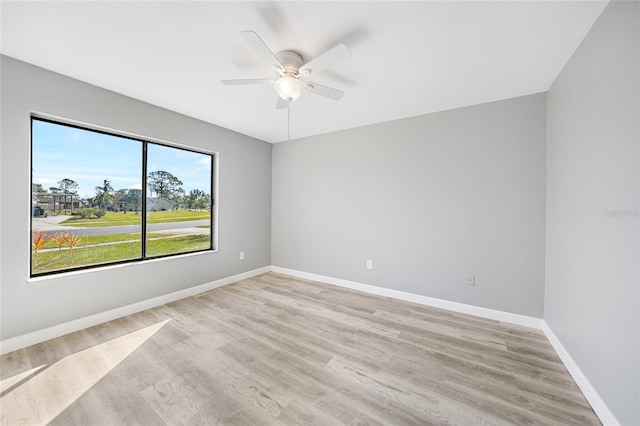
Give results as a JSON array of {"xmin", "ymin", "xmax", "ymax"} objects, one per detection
[{"xmin": 274, "ymin": 76, "xmax": 305, "ymax": 101}]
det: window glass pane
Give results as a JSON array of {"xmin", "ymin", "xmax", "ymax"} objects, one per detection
[
  {"xmin": 31, "ymin": 119, "xmax": 143, "ymax": 275},
  {"xmin": 31, "ymin": 117, "xmax": 214, "ymax": 277},
  {"xmin": 145, "ymin": 143, "xmax": 212, "ymax": 257}
]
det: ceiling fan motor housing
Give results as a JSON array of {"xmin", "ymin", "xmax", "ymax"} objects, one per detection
[{"xmin": 276, "ymin": 50, "xmax": 304, "ymax": 76}]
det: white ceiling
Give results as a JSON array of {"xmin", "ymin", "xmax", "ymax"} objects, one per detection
[{"xmin": 1, "ymin": 1, "xmax": 607, "ymax": 143}]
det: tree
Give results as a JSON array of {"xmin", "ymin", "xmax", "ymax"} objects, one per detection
[
  {"xmin": 123, "ymin": 189, "xmax": 142, "ymax": 211},
  {"xmin": 172, "ymin": 189, "xmax": 185, "ymax": 210},
  {"xmin": 32, "ymin": 183, "xmax": 46, "ymax": 193},
  {"xmin": 147, "ymin": 171, "xmax": 183, "ymax": 201},
  {"xmin": 186, "ymin": 189, "xmax": 209, "ymax": 210},
  {"xmin": 113, "ymin": 188, "xmax": 142, "ymax": 212},
  {"xmin": 94, "ymin": 179, "xmax": 114, "ymax": 210},
  {"xmin": 57, "ymin": 178, "xmax": 79, "ymax": 195},
  {"xmin": 32, "ymin": 184, "xmax": 47, "ymax": 203}
]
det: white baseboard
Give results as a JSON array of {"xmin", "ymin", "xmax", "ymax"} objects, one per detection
[
  {"xmin": 1, "ymin": 264, "xmax": 618, "ymax": 426},
  {"xmin": 542, "ymin": 322, "xmax": 619, "ymax": 426},
  {"xmin": 0, "ymin": 266, "xmax": 270, "ymax": 355},
  {"xmin": 270, "ymin": 266, "xmax": 543, "ymax": 329}
]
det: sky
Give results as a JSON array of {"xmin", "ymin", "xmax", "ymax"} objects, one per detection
[{"xmin": 32, "ymin": 119, "xmax": 212, "ymax": 199}]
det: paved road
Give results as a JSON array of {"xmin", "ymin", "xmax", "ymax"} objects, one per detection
[{"xmin": 39, "ymin": 219, "xmax": 210, "ymax": 236}]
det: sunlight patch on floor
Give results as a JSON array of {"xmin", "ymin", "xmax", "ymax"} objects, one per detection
[
  {"xmin": 0, "ymin": 364, "xmax": 47, "ymax": 394},
  {"xmin": 0, "ymin": 319, "xmax": 170, "ymax": 425}
]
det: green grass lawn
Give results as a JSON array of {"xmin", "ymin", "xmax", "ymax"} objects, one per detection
[
  {"xmin": 146, "ymin": 235, "xmax": 212, "ymax": 257},
  {"xmin": 61, "ymin": 210, "xmax": 210, "ymax": 228},
  {"xmin": 32, "ymin": 234, "xmax": 211, "ymax": 275}
]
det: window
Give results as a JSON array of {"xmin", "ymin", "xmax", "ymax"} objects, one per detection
[{"xmin": 31, "ymin": 116, "xmax": 215, "ymax": 277}]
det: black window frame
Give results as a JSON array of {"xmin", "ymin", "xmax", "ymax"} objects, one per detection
[{"xmin": 30, "ymin": 115, "xmax": 216, "ymax": 278}]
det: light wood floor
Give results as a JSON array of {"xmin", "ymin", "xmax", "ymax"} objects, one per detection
[{"xmin": 1, "ymin": 272, "xmax": 600, "ymax": 425}]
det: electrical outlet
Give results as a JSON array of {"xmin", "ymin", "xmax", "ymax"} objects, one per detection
[
  {"xmin": 465, "ymin": 275, "xmax": 475, "ymax": 286},
  {"xmin": 239, "ymin": 251, "xmax": 245, "ymax": 260},
  {"xmin": 366, "ymin": 259, "xmax": 373, "ymax": 269}
]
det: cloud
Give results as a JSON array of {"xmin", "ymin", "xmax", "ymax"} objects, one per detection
[{"xmin": 196, "ymin": 157, "xmax": 211, "ymax": 167}]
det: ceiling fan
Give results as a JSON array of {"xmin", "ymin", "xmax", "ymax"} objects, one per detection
[{"xmin": 222, "ymin": 31, "xmax": 351, "ymax": 108}]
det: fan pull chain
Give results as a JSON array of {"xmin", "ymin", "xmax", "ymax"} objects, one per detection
[{"xmin": 287, "ymin": 101, "xmax": 291, "ymax": 142}]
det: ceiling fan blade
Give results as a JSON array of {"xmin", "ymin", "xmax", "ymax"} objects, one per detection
[
  {"xmin": 239, "ymin": 30, "xmax": 284, "ymax": 71},
  {"xmin": 221, "ymin": 78, "xmax": 273, "ymax": 85},
  {"xmin": 306, "ymin": 82, "xmax": 345, "ymax": 100},
  {"xmin": 275, "ymin": 97, "xmax": 289, "ymax": 109},
  {"xmin": 299, "ymin": 44, "xmax": 351, "ymax": 76}
]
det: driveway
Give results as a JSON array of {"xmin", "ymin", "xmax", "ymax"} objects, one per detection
[{"xmin": 31, "ymin": 215, "xmax": 74, "ymax": 231}]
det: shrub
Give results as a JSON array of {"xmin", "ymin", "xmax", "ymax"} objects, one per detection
[
  {"xmin": 65, "ymin": 234, "xmax": 81, "ymax": 255},
  {"xmin": 32, "ymin": 228, "xmax": 48, "ymax": 257},
  {"xmin": 51, "ymin": 232, "xmax": 68, "ymax": 251},
  {"xmin": 94, "ymin": 209, "xmax": 106, "ymax": 219},
  {"xmin": 79, "ymin": 208, "xmax": 94, "ymax": 219}
]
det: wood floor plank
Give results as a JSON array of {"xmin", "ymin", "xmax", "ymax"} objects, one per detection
[{"xmin": 0, "ymin": 272, "xmax": 601, "ymax": 425}]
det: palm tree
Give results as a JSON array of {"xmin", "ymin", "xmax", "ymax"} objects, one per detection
[{"xmin": 94, "ymin": 179, "xmax": 114, "ymax": 210}]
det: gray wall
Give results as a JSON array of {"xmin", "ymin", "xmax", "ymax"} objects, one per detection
[
  {"xmin": 545, "ymin": 1, "xmax": 639, "ymax": 424},
  {"xmin": 272, "ymin": 94, "xmax": 547, "ymax": 318},
  {"xmin": 0, "ymin": 55, "xmax": 272, "ymax": 341}
]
